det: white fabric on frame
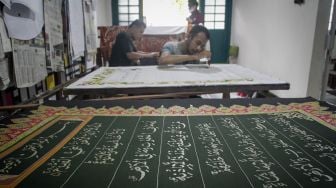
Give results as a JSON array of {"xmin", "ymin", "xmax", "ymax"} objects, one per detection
[{"xmin": 67, "ymin": 64, "xmax": 288, "ymax": 89}]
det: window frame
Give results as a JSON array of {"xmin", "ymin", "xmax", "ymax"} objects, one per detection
[
  {"xmin": 202, "ymin": 0, "xmax": 226, "ymax": 30},
  {"xmin": 112, "ymin": 0, "xmax": 143, "ymax": 26}
]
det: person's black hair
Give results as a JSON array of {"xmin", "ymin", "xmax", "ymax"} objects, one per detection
[
  {"xmin": 129, "ymin": 19, "xmax": 146, "ymax": 28},
  {"xmin": 189, "ymin": 25, "xmax": 210, "ymax": 39},
  {"xmin": 188, "ymin": 0, "xmax": 198, "ymax": 7}
]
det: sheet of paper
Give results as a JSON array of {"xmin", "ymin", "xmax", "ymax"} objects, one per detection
[
  {"xmin": 86, "ymin": 53, "xmax": 96, "ymax": 70},
  {"xmin": 3, "ymin": 0, "xmax": 44, "ymax": 40},
  {"xmin": 0, "ymin": 29, "xmax": 4, "ymax": 59},
  {"xmin": 0, "ymin": 58, "xmax": 10, "ymax": 90},
  {"xmin": 44, "ymin": 0, "xmax": 64, "ymax": 71},
  {"xmin": 69, "ymin": 0, "xmax": 85, "ymax": 60},
  {"xmin": 0, "ymin": 17, "xmax": 12, "ymax": 52},
  {"xmin": 83, "ymin": 0, "xmax": 97, "ymax": 53},
  {"xmin": 12, "ymin": 33, "xmax": 47, "ymax": 88}
]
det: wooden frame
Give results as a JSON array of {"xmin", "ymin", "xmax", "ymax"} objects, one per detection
[{"xmin": 63, "ymin": 65, "xmax": 290, "ymax": 98}]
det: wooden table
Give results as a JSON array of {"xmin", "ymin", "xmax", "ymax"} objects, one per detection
[{"xmin": 63, "ymin": 64, "xmax": 289, "ymax": 98}]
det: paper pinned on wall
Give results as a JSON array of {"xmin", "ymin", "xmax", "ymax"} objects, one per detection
[
  {"xmin": 69, "ymin": 0, "xmax": 85, "ymax": 60},
  {"xmin": 3, "ymin": 0, "xmax": 44, "ymax": 40},
  {"xmin": 0, "ymin": 29, "xmax": 4, "ymax": 59},
  {"xmin": 0, "ymin": 59, "xmax": 10, "ymax": 91},
  {"xmin": 0, "ymin": 17, "xmax": 12, "ymax": 52},
  {"xmin": 44, "ymin": 0, "xmax": 64, "ymax": 72},
  {"xmin": 12, "ymin": 33, "xmax": 47, "ymax": 88},
  {"xmin": 83, "ymin": 0, "xmax": 97, "ymax": 54}
]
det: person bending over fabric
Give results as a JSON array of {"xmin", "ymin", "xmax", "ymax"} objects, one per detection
[
  {"xmin": 158, "ymin": 25, "xmax": 211, "ymax": 65},
  {"xmin": 109, "ymin": 19, "xmax": 159, "ymax": 67}
]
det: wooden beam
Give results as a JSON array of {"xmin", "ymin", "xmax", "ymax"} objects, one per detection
[
  {"xmin": 0, "ymin": 104, "xmax": 39, "ymax": 111},
  {"xmin": 89, "ymin": 92, "xmax": 209, "ymax": 101}
]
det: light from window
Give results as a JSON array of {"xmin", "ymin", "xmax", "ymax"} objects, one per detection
[
  {"xmin": 329, "ymin": 0, "xmax": 335, "ymax": 31},
  {"xmin": 204, "ymin": 0, "xmax": 226, "ymax": 29},
  {"xmin": 118, "ymin": 0, "xmax": 140, "ymax": 26},
  {"xmin": 143, "ymin": 0, "xmax": 188, "ymax": 26}
]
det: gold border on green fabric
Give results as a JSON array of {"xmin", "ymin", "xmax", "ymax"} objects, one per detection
[{"xmin": 1, "ymin": 101, "xmax": 335, "ymax": 153}]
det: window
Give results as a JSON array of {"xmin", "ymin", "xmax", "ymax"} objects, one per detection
[
  {"xmin": 204, "ymin": 0, "xmax": 226, "ymax": 29},
  {"xmin": 113, "ymin": 0, "xmax": 229, "ymax": 29},
  {"xmin": 143, "ymin": 0, "xmax": 188, "ymax": 26},
  {"xmin": 118, "ymin": 0, "xmax": 140, "ymax": 26}
]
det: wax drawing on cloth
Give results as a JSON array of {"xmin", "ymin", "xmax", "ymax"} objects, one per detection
[
  {"xmin": 0, "ymin": 102, "xmax": 335, "ymax": 187},
  {"xmin": 66, "ymin": 65, "xmax": 287, "ymax": 89}
]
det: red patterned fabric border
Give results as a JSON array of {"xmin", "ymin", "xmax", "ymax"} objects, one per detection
[{"xmin": 98, "ymin": 26, "xmax": 185, "ymax": 63}]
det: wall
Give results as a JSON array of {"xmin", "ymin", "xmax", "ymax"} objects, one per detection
[
  {"xmin": 96, "ymin": 0, "xmax": 112, "ymax": 26},
  {"xmin": 307, "ymin": 0, "xmax": 332, "ymax": 99},
  {"xmin": 231, "ymin": 0, "xmax": 326, "ymax": 98}
]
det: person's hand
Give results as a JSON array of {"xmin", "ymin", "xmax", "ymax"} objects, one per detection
[
  {"xmin": 149, "ymin": 52, "xmax": 160, "ymax": 59},
  {"xmin": 198, "ymin": 50, "xmax": 211, "ymax": 59},
  {"xmin": 150, "ymin": 52, "xmax": 160, "ymax": 58},
  {"xmin": 132, "ymin": 59, "xmax": 141, "ymax": 65},
  {"xmin": 193, "ymin": 51, "xmax": 211, "ymax": 66}
]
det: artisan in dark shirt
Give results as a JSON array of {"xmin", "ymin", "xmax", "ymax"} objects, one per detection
[
  {"xmin": 109, "ymin": 19, "xmax": 159, "ymax": 67},
  {"xmin": 109, "ymin": 32, "xmax": 137, "ymax": 66}
]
